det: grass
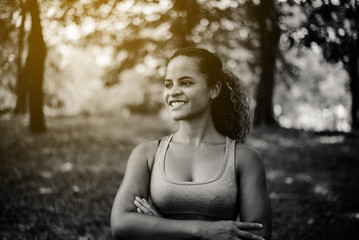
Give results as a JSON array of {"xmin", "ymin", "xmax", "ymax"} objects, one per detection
[{"xmin": 1, "ymin": 113, "xmax": 358, "ymax": 240}]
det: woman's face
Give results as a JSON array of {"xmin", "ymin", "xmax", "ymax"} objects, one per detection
[{"xmin": 163, "ymin": 56, "xmax": 214, "ymax": 121}]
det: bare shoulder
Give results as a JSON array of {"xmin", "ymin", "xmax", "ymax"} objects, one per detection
[
  {"xmin": 132, "ymin": 140, "xmax": 159, "ymax": 157},
  {"xmin": 235, "ymin": 144, "xmax": 264, "ymax": 173},
  {"xmin": 130, "ymin": 140, "xmax": 158, "ymax": 163},
  {"xmin": 130, "ymin": 140, "xmax": 159, "ymax": 172}
]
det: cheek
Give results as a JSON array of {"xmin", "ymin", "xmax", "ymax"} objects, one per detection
[{"xmin": 162, "ymin": 90, "xmax": 168, "ymax": 105}]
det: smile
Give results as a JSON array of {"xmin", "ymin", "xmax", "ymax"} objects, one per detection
[{"xmin": 169, "ymin": 100, "xmax": 186, "ymax": 108}]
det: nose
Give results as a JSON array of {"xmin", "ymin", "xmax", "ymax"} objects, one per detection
[{"xmin": 168, "ymin": 84, "xmax": 182, "ymax": 96}]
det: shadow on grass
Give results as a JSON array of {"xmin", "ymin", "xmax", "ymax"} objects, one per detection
[{"xmin": 248, "ymin": 126, "xmax": 359, "ymax": 240}]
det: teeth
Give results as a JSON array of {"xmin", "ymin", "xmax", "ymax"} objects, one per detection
[{"xmin": 170, "ymin": 101, "xmax": 185, "ymax": 107}]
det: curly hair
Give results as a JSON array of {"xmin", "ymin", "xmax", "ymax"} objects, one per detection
[{"xmin": 169, "ymin": 47, "xmax": 253, "ymax": 143}]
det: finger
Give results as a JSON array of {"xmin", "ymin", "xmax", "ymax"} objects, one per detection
[
  {"xmin": 135, "ymin": 196, "xmax": 145, "ymax": 203},
  {"xmin": 135, "ymin": 196, "xmax": 149, "ymax": 202},
  {"xmin": 134, "ymin": 200, "xmax": 153, "ymax": 215},
  {"xmin": 137, "ymin": 199, "xmax": 158, "ymax": 214},
  {"xmin": 235, "ymin": 222, "xmax": 263, "ymax": 230},
  {"xmin": 134, "ymin": 198, "xmax": 153, "ymax": 212},
  {"xmin": 137, "ymin": 207, "xmax": 142, "ymax": 213},
  {"xmin": 149, "ymin": 208, "xmax": 161, "ymax": 217},
  {"xmin": 134, "ymin": 197, "xmax": 161, "ymax": 217},
  {"xmin": 236, "ymin": 229, "xmax": 265, "ymax": 240},
  {"xmin": 139, "ymin": 199, "xmax": 152, "ymax": 209},
  {"xmin": 142, "ymin": 202, "xmax": 160, "ymax": 216}
]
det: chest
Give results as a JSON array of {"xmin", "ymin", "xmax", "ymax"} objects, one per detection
[
  {"xmin": 149, "ymin": 137, "xmax": 239, "ymax": 220},
  {"xmin": 164, "ymin": 143, "xmax": 226, "ymax": 182}
]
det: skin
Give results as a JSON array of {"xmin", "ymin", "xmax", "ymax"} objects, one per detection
[{"xmin": 110, "ymin": 56, "xmax": 272, "ymax": 240}]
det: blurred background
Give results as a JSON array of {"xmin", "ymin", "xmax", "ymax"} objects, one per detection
[{"xmin": 0, "ymin": 0, "xmax": 358, "ymax": 239}]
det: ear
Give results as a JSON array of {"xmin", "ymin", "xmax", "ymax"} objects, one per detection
[{"xmin": 209, "ymin": 81, "xmax": 221, "ymax": 99}]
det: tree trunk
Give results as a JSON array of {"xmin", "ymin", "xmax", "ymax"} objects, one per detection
[
  {"xmin": 26, "ymin": 0, "xmax": 47, "ymax": 132},
  {"xmin": 347, "ymin": 51, "xmax": 359, "ymax": 130},
  {"xmin": 171, "ymin": 1, "xmax": 199, "ymax": 48},
  {"xmin": 14, "ymin": 0, "xmax": 27, "ymax": 115},
  {"xmin": 254, "ymin": 0, "xmax": 280, "ymax": 126},
  {"xmin": 345, "ymin": 6, "xmax": 359, "ymax": 131}
]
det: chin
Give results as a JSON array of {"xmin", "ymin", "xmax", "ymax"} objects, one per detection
[
  {"xmin": 169, "ymin": 112, "xmax": 201, "ymax": 121},
  {"xmin": 170, "ymin": 114, "xmax": 185, "ymax": 121}
]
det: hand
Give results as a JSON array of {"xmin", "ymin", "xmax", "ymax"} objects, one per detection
[
  {"xmin": 200, "ymin": 220, "xmax": 265, "ymax": 240},
  {"xmin": 134, "ymin": 196, "xmax": 162, "ymax": 217}
]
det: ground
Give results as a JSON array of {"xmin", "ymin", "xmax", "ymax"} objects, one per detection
[{"xmin": 1, "ymin": 113, "xmax": 358, "ymax": 240}]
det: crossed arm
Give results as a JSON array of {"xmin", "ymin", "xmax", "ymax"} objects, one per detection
[{"xmin": 110, "ymin": 141, "xmax": 271, "ymax": 240}]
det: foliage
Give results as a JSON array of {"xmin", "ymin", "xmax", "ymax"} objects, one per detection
[
  {"xmin": 0, "ymin": 0, "xmax": 18, "ymax": 116},
  {"xmin": 287, "ymin": 0, "xmax": 359, "ymax": 129},
  {"xmin": 38, "ymin": 0, "xmax": 266, "ymax": 116},
  {"xmin": 0, "ymin": 0, "xmax": 356, "ymax": 130},
  {"xmin": 299, "ymin": 0, "xmax": 358, "ymax": 64},
  {"xmin": 274, "ymin": 46, "xmax": 351, "ymax": 131}
]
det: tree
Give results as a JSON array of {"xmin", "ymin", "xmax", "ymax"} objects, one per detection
[
  {"xmin": 301, "ymin": 0, "xmax": 359, "ymax": 130},
  {"xmin": 252, "ymin": 0, "xmax": 281, "ymax": 126},
  {"xmin": 24, "ymin": 0, "xmax": 47, "ymax": 132},
  {"xmin": 8, "ymin": 0, "xmax": 282, "ymax": 126},
  {"xmin": 14, "ymin": 0, "xmax": 27, "ymax": 114}
]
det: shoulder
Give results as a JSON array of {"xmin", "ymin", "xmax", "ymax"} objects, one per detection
[
  {"xmin": 130, "ymin": 138, "xmax": 164, "ymax": 172},
  {"xmin": 234, "ymin": 143, "xmax": 264, "ymax": 174},
  {"xmin": 132, "ymin": 140, "xmax": 159, "ymax": 155},
  {"xmin": 130, "ymin": 140, "xmax": 159, "ymax": 163}
]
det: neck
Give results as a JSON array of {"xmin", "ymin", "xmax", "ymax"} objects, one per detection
[{"xmin": 174, "ymin": 110, "xmax": 224, "ymax": 146}]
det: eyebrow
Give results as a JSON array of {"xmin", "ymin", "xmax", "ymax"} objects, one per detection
[{"xmin": 164, "ymin": 76, "xmax": 194, "ymax": 81}]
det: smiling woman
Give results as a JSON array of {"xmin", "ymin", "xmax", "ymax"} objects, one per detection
[
  {"xmin": 163, "ymin": 55, "xmax": 219, "ymax": 121},
  {"xmin": 110, "ymin": 47, "xmax": 272, "ymax": 240}
]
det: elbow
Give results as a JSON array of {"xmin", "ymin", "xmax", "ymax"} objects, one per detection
[
  {"xmin": 259, "ymin": 214, "xmax": 272, "ymax": 240},
  {"xmin": 111, "ymin": 219, "xmax": 131, "ymax": 240},
  {"xmin": 110, "ymin": 219, "xmax": 123, "ymax": 239},
  {"xmin": 111, "ymin": 212, "xmax": 131, "ymax": 240},
  {"xmin": 261, "ymin": 225, "xmax": 272, "ymax": 240},
  {"xmin": 110, "ymin": 221, "xmax": 120, "ymax": 238}
]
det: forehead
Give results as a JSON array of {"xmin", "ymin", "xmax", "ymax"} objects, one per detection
[{"xmin": 165, "ymin": 56, "xmax": 203, "ymax": 79}]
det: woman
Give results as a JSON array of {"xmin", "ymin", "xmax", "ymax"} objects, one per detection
[{"xmin": 111, "ymin": 47, "xmax": 272, "ymax": 240}]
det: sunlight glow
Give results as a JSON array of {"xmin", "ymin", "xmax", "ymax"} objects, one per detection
[
  {"xmin": 39, "ymin": 187, "xmax": 53, "ymax": 194},
  {"xmin": 140, "ymin": 22, "xmax": 171, "ymax": 41},
  {"xmin": 313, "ymin": 183, "xmax": 338, "ymax": 202},
  {"xmin": 317, "ymin": 136, "xmax": 345, "ymax": 144},
  {"xmin": 116, "ymin": 0, "xmax": 135, "ymax": 13},
  {"xmin": 82, "ymin": 17, "xmax": 96, "ymax": 34},
  {"xmin": 311, "ymin": 42, "xmax": 321, "ymax": 54},
  {"xmin": 46, "ymin": 6, "xmax": 56, "ymax": 18},
  {"xmin": 144, "ymin": 55, "xmax": 158, "ymax": 69},
  {"xmin": 61, "ymin": 162, "xmax": 73, "ymax": 172},
  {"xmin": 96, "ymin": 54, "xmax": 111, "ymax": 67},
  {"xmin": 65, "ymin": 24, "xmax": 81, "ymax": 41}
]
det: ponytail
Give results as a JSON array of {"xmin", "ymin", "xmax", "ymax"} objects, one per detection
[{"xmin": 212, "ymin": 70, "xmax": 253, "ymax": 143}]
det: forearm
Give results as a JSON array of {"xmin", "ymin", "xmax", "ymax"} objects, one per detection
[
  {"xmin": 240, "ymin": 201, "xmax": 272, "ymax": 240},
  {"xmin": 111, "ymin": 212, "xmax": 202, "ymax": 240}
]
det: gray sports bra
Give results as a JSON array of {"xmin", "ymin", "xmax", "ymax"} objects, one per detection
[{"xmin": 150, "ymin": 134, "xmax": 239, "ymax": 221}]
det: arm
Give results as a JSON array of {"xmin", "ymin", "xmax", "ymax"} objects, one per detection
[
  {"xmin": 236, "ymin": 145, "xmax": 272, "ymax": 240},
  {"xmin": 111, "ymin": 141, "xmax": 264, "ymax": 240}
]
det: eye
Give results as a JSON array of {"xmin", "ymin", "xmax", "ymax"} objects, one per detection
[
  {"xmin": 164, "ymin": 81, "xmax": 173, "ymax": 89},
  {"xmin": 181, "ymin": 81, "xmax": 192, "ymax": 86}
]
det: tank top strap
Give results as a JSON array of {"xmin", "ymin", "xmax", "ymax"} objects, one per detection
[
  {"xmin": 226, "ymin": 137, "xmax": 238, "ymax": 183},
  {"xmin": 228, "ymin": 137, "xmax": 236, "ymax": 167},
  {"xmin": 219, "ymin": 137, "xmax": 235, "ymax": 175},
  {"xmin": 153, "ymin": 134, "xmax": 173, "ymax": 169}
]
